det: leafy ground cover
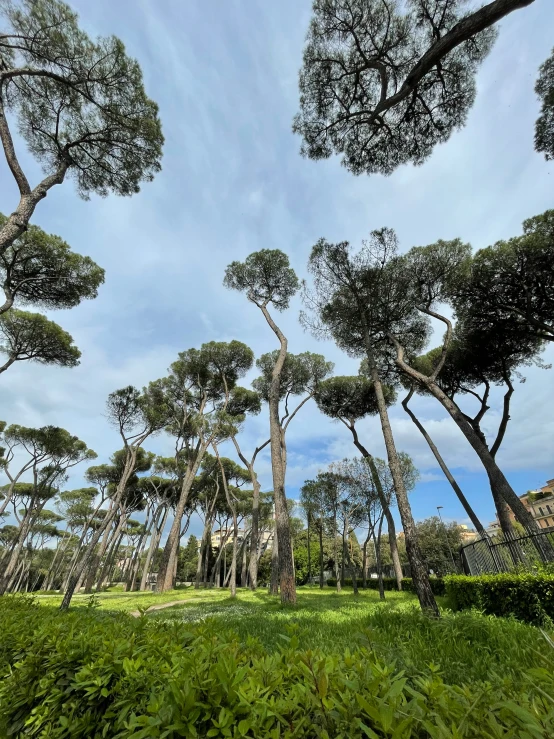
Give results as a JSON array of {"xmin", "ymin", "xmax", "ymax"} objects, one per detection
[{"xmin": 2, "ymin": 590, "xmax": 554, "ymax": 737}]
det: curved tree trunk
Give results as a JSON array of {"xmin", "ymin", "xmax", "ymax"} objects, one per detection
[
  {"xmin": 396, "ymin": 353, "xmax": 541, "ymax": 535},
  {"xmin": 402, "ymin": 389, "xmax": 487, "ymax": 535},
  {"xmin": 346, "ymin": 424, "xmax": 403, "ymax": 590},
  {"xmin": 158, "ymin": 453, "xmax": 207, "ymax": 592}
]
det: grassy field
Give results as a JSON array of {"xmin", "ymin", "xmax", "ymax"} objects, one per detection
[{"xmin": 35, "ymin": 585, "xmax": 551, "ymax": 686}]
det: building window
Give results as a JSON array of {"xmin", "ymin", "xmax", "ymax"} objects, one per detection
[
  {"xmin": 547, "ymin": 505, "xmax": 553, "ymax": 514},
  {"xmin": 539, "ymin": 507, "xmax": 545, "ymax": 516}
]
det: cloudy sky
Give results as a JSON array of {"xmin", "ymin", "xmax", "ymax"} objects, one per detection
[{"xmin": 1, "ymin": 0, "xmax": 553, "ymax": 538}]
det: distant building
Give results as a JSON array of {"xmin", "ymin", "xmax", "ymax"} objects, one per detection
[
  {"xmin": 487, "ymin": 477, "xmax": 554, "ymax": 532},
  {"xmin": 210, "ymin": 527, "xmax": 274, "ymax": 552},
  {"xmin": 458, "ymin": 525, "xmax": 479, "ymax": 544}
]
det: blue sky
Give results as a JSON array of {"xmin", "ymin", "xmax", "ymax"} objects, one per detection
[{"xmin": 0, "ymin": 0, "xmax": 553, "ymax": 538}]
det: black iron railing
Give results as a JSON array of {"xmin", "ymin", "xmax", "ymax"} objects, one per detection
[{"xmin": 460, "ymin": 528, "xmax": 554, "ymax": 575}]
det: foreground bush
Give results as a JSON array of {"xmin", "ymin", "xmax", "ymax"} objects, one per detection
[
  {"xmin": 1, "ymin": 597, "xmax": 554, "ymax": 737},
  {"xmin": 445, "ymin": 573, "xmax": 554, "ymax": 624},
  {"xmin": 327, "ymin": 576, "xmax": 446, "ymax": 595}
]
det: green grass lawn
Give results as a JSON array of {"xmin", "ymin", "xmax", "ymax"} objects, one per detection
[{"xmin": 35, "ymin": 585, "xmax": 552, "ymax": 686}]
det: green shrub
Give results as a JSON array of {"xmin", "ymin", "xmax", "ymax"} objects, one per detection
[
  {"xmin": 1, "ymin": 596, "xmax": 554, "ymax": 738},
  {"xmin": 327, "ymin": 576, "xmax": 445, "ymax": 595},
  {"xmin": 445, "ymin": 573, "xmax": 554, "ymax": 624}
]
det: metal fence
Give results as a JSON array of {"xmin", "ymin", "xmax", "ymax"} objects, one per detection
[{"xmin": 460, "ymin": 529, "xmax": 554, "ymax": 576}]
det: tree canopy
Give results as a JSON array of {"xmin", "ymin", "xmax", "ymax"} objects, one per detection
[
  {"xmin": 454, "ymin": 210, "xmax": 554, "ymax": 343},
  {"xmin": 294, "ymin": 0, "xmax": 532, "ymax": 176},
  {"xmin": 535, "ymin": 46, "xmax": 554, "ymax": 160},
  {"xmin": 224, "ymin": 249, "xmax": 299, "ymax": 310},
  {"xmin": 0, "ymin": 0, "xmax": 164, "ymax": 255},
  {"xmin": 0, "ymin": 214, "xmax": 104, "ymax": 314},
  {"xmin": 0, "ymin": 309, "xmax": 81, "ymax": 373}
]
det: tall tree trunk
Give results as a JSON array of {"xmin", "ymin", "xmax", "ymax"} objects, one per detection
[
  {"xmin": 95, "ymin": 515, "xmax": 126, "ymax": 591},
  {"xmin": 364, "ymin": 342, "xmax": 439, "ymax": 616},
  {"xmin": 270, "ymin": 519, "xmax": 279, "ymax": 595},
  {"xmin": 374, "ymin": 513, "xmax": 386, "ymax": 601},
  {"xmin": 318, "ymin": 523, "xmax": 324, "ymax": 589},
  {"xmin": 60, "ymin": 504, "xmax": 119, "ymax": 610},
  {"xmin": 393, "ymin": 345, "xmax": 543, "ymax": 536},
  {"xmin": 344, "ymin": 422, "xmax": 403, "ymax": 590},
  {"xmin": 0, "ymin": 504, "xmax": 40, "ymax": 594},
  {"xmin": 307, "ymin": 514, "xmax": 311, "ymax": 585},
  {"xmin": 241, "ymin": 535, "xmax": 248, "ymax": 587},
  {"xmin": 362, "ymin": 527, "xmax": 372, "ymax": 589},
  {"xmin": 83, "ymin": 520, "xmax": 114, "ymax": 594},
  {"xmin": 195, "ymin": 531, "xmax": 208, "ymax": 589},
  {"xmin": 402, "ymin": 389, "xmax": 487, "ymax": 535},
  {"xmin": 260, "ymin": 303, "xmax": 296, "ymax": 605},
  {"xmin": 346, "ymin": 531, "xmax": 359, "ymax": 595},
  {"xmin": 248, "ymin": 472, "xmax": 261, "ymax": 589},
  {"xmin": 140, "ymin": 506, "xmax": 168, "ymax": 591},
  {"xmin": 157, "ymin": 452, "xmax": 207, "ymax": 592}
]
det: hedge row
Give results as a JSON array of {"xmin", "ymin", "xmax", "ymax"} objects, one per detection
[
  {"xmin": 1, "ymin": 596, "xmax": 554, "ymax": 738},
  {"xmin": 444, "ymin": 573, "xmax": 554, "ymax": 624},
  {"xmin": 326, "ymin": 576, "xmax": 446, "ymax": 596}
]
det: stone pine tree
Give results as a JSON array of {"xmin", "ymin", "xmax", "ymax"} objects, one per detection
[
  {"xmin": 294, "ymin": 0, "xmax": 536, "ymax": 177},
  {"xmin": 302, "ymin": 232, "xmax": 440, "ymax": 616},
  {"xmin": 226, "ymin": 386, "xmax": 269, "ymax": 590},
  {"xmin": 156, "ymin": 341, "xmax": 255, "ymax": 592},
  {"xmin": 0, "ymin": 214, "xmax": 104, "ymax": 376},
  {"xmin": 405, "ymin": 308, "xmax": 544, "ymax": 537},
  {"xmin": 0, "ymin": 425, "xmax": 96, "ymax": 594},
  {"xmin": 314, "ymin": 375, "xmax": 404, "ymax": 589},
  {"xmin": 253, "ymin": 350, "xmax": 333, "ymax": 593},
  {"xmin": 0, "ymin": 309, "xmax": 81, "ymax": 374},
  {"xmin": 455, "ymin": 210, "xmax": 554, "ymax": 344},
  {"xmin": 0, "ymin": 0, "xmax": 163, "ymax": 255},
  {"xmin": 0, "ymin": 214, "xmax": 104, "ymax": 317},
  {"xmin": 535, "ymin": 47, "xmax": 554, "ymax": 161},
  {"xmin": 386, "ymin": 235, "xmax": 547, "ymax": 537},
  {"xmin": 224, "ymin": 249, "xmax": 300, "ymax": 604},
  {"xmin": 59, "ymin": 381, "xmax": 169, "ymax": 609}
]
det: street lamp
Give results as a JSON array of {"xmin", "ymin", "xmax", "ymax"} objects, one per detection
[{"xmin": 437, "ymin": 506, "xmax": 457, "ymax": 573}]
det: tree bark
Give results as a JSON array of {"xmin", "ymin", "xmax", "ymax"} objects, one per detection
[
  {"xmin": 375, "ymin": 513, "xmax": 386, "ymax": 601},
  {"xmin": 402, "ymin": 388, "xmax": 487, "ymax": 535},
  {"xmin": 270, "ymin": 513, "xmax": 280, "ymax": 595},
  {"xmin": 318, "ymin": 522, "xmax": 324, "ymax": 589},
  {"xmin": 259, "ymin": 303, "xmax": 296, "ymax": 604},
  {"xmin": 363, "ymin": 340, "xmax": 439, "ymax": 616},
  {"xmin": 344, "ymin": 421, "xmax": 403, "ymax": 590},
  {"xmin": 59, "ymin": 446, "xmax": 140, "ymax": 610},
  {"xmin": 392, "ymin": 340, "xmax": 542, "ymax": 536},
  {"xmin": 140, "ymin": 506, "xmax": 169, "ymax": 591},
  {"xmin": 157, "ymin": 452, "xmax": 206, "ymax": 592}
]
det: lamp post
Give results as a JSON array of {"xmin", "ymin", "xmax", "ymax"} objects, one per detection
[{"xmin": 437, "ymin": 506, "xmax": 457, "ymax": 573}]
